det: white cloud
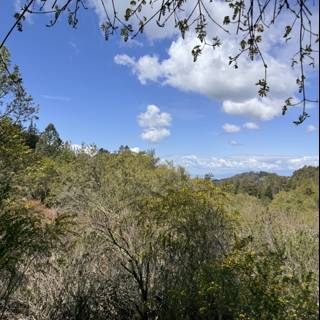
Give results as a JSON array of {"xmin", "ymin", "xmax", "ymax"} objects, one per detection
[
  {"xmin": 137, "ymin": 105, "xmax": 172, "ymax": 143},
  {"xmin": 114, "ymin": 54, "xmax": 135, "ymax": 66},
  {"xmin": 114, "ymin": 34, "xmax": 297, "ymax": 121},
  {"xmin": 165, "ymin": 154, "xmax": 319, "ymax": 176},
  {"xmin": 287, "ymin": 156, "xmax": 319, "ymax": 170},
  {"xmin": 307, "ymin": 125, "xmax": 317, "ymax": 133},
  {"xmin": 229, "ymin": 140, "xmax": 241, "ymax": 146},
  {"xmin": 115, "ymin": 55, "xmax": 163, "ymax": 84},
  {"xmin": 243, "ymin": 122, "xmax": 259, "ymax": 129},
  {"xmin": 223, "ymin": 123, "xmax": 241, "ymax": 133},
  {"xmin": 130, "ymin": 147, "xmax": 140, "ymax": 153},
  {"xmin": 138, "ymin": 105, "xmax": 171, "ymax": 128},
  {"xmin": 92, "ymin": 0, "xmax": 316, "ymax": 121},
  {"xmin": 223, "ymin": 98, "xmax": 283, "ymax": 121},
  {"xmin": 176, "ymin": 155, "xmax": 281, "ymax": 171},
  {"xmin": 141, "ymin": 128, "xmax": 170, "ymax": 142}
]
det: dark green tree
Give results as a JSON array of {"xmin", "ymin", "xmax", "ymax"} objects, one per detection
[
  {"xmin": 23, "ymin": 120, "xmax": 39, "ymax": 149},
  {"xmin": 264, "ymin": 185, "xmax": 274, "ymax": 200},
  {"xmin": 36, "ymin": 123, "xmax": 62, "ymax": 157},
  {"xmin": 0, "ymin": 47, "xmax": 37, "ymax": 124}
]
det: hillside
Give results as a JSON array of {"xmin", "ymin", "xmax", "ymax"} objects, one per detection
[
  {"xmin": 0, "ymin": 118, "xmax": 318, "ymax": 319},
  {"xmin": 215, "ymin": 167, "xmax": 319, "ymax": 201}
]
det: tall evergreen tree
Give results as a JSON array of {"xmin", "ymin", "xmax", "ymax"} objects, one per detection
[
  {"xmin": 0, "ymin": 47, "xmax": 37, "ymax": 124},
  {"xmin": 23, "ymin": 120, "xmax": 39, "ymax": 149},
  {"xmin": 36, "ymin": 123, "xmax": 62, "ymax": 157}
]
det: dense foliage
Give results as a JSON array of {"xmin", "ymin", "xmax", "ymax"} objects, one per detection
[
  {"xmin": 0, "ymin": 48, "xmax": 319, "ymax": 319},
  {"xmin": 217, "ymin": 167, "xmax": 319, "ymax": 202}
]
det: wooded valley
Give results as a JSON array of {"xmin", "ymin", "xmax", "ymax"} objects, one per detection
[{"xmin": 1, "ymin": 117, "xmax": 319, "ymax": 319}]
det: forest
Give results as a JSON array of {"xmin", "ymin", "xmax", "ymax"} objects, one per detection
[{"xmin": 0, "ymin": 45, "xmax": 319, "ymax": 319}]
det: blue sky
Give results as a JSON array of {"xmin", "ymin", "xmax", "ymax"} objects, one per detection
[{"xmin": 0, "ymin": 1, "xmax": 319, "ymax": 177}]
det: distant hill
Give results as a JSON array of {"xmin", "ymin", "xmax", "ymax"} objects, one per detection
[
  {"xmin": 289, "ymin": 165, "xmax": 319, "ymax": 188},
  {"xmin": 214, "ymin": 166, "xmax": 319, "ymax": 201}
]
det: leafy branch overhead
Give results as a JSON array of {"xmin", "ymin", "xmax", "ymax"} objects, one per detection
[{"xmin": 1, "ymin": 0, "xmax": 319, "ymax": 124}]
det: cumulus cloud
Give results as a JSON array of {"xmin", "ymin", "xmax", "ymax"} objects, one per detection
[
  {"xmin": 243, "ymin": 122, "xmax": 259, "ymax": 129},
  {"xmin": 138, "ymin": 105, "xmax": 172, "ymax": 143},
  {"xmin": 165, "ymin": 154, "xmax": 319, "ymax": 176},
  {"xmin": 114, "ymin": 34, "xmax": 297, "ymax": 121},
  {"xmin": 307, "ymin": 125, "xmax": 317, "ymax": 133},
  {"xmin": 141, "ymin": 128, "xmax": 170, "ymax": 142},
  {"xmin": 138, "ymin": 105, "xmax": 171, "ymax": 128},
  {"xmin": 222, "ymin": 98, "xmax": 283, "ymax": 121},
  {"xmin": 91, "ymin": 0, "xmax": 316, "ymax": 121},
  {"xmin": 223, "ymin": 123, "xmax": 241, "ymax": 133}
]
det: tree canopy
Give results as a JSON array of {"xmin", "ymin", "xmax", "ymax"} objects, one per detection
[
  {"xmin": 36, "ymin": 123, "xmax": 63, "ymax": 157},
  {"xmin": 0, "ymin": 46, "xmax": 37, "ymax": 124}
]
